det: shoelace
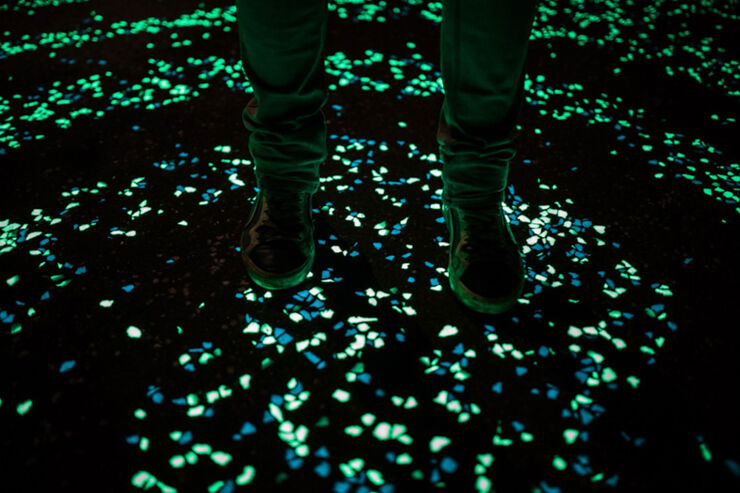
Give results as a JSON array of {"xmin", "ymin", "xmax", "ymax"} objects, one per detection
[
  {"xmin": 256, "ymin": 192, "xmax": 309, "ymax": 242},
  {"xmin": 458, "ymin": 205, "xmax": 513, "ymax": 259}
]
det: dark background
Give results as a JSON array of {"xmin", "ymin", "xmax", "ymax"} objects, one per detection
[{"xmin": 1, "ymin": 1, "xmax": 739, "ymax": 492}]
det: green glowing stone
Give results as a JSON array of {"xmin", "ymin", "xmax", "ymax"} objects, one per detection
[
  {"xmin": 131, "ymin": 471, "xmax": 155, "ymax": 489},
  {"xmin": 367, "ymin": 469, "xmax": 383, "ymax": 485},
  {"xmin": 332, "ymin": 389, "xmax": 350, "ymax": 402},
  {"xmin": 640, "ymin": 345, "xmax": 656, "ymax": 355},
  {"xmin": 339, "ymin": 463, "xmax": 353, "ymax": 477},
  {"xmin": 567, "ymin": 326, "xmax": 582, "ymax": 337},
  {"xmin": 612, "ymin": 338, "xmax": 627, "ymax": 350},
  {"xmin": 438, "ymin": 325, "xmax": 458, "ymax": 337},
  {"xmin": 493, "ymin": 435, "xmax": 513, "ymax": 446},
  {"xmin": 586, "ymin": 351, "xmax": 604, "ymax": 364},
  {"xmin": 193, "ymin": 443, "xmax": 211, "ymax": 455},
  {"xmin": 447, "ymin": 401, "xmax": 462, "ymax": 413},
  {"xmin": 99, "ymin": 299, "xmax": 114, "ymax": 308},
  {"xmin": 236, "ymin": 465, "xmax": 255, "ymax": 485},
  {"xmin": 169, "ymin": 455, "xmax": 185, "ymax": 468},
  {"xmin": 279, "ymin": 421, "xmax": 294, "ymax": 434},
  {"xmin": 563, "ymin": 429, "xmax": 579, "ymax": 444},
  {"xmin": 700, "ymin": 442, "xmax": 712, "ymax": 461},
  {"xmin": 391, "ymin": 424, "xmax": 406, "ymax": 439},
  {"xmin": 296, "ymin": 445, "xmax": 309, "ymax": 457},
  {"xmin": 430, "ymin": 436, "xmax": 450, "ymax": 452},
  {"xmin": 396, "ymin": 453, "xmax": 412, "ymax": 465},
  {"xmin": 349, "ymin": 458, "xmax": 364, "ymax": 470},
  {"xmin": 269, "ymin": 403, "xmax": 283, "ymax": 422},
  {"xmin": 373, "ymin": 422, "xmax": 391, "ymax": 440},
  {"xmin": 601, "ymin": 367, "xmax": 617, "ymax": 382},
  {"xmin": 575, "ymin": 394, "xmax": 592, "ymax": 405},
  {"xmin": 476, "ymin": 476, "xmax": 492, "ymax": 493},
  {"xmin": 434, "ymin": 390, "xmax": 448, "ymax": 405},
  {"xmin": 127, "ymin": 326, "xmax": 142, "ymax": 338},
  {"xmin": 218, "ymin": 385, "xmax": 232, "ymax": 398},
  {"xmin": 553, "ymin": 456, "xmax": 567, "ymax": 470},
  {"xmin": 134, "ymin": 408, "xmax": 146, "ymax": 419},
  {"xmin": 361, "ymin": 413, "xmax": 376, "ymax": 426},
  {"xmin": 296, "ymin": 340, "xmax": 310, "ymax": 352},
  {"xmin": 16, "ymin": 399, "xmax": 32, "ymax": 415},
  {"xmin": 187, "ymin": 405, "xmax": 204, "ymax": 417},
  {"xmin": 477, "ymin": 454, "xmax": 494, "ymax": 466},
  {"xmin": 295, "ymin": 425, "xmax": 308, "ymax": 442},
  {"xmin": 6, "ymin": 275, "xmax": 19, "ymax": 286},
  {"xmin": 211, "ymin": 451, "xmax": 232, "ymax": 466}
]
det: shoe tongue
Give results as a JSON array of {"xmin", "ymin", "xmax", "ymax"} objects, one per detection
[
  {"xmin": 461, "ymin": 206, "xmax": 507, "ymax": 245},
  {"xmin": 462, "ymin": 204, "xmax": 502, "ymax": 221},
  {"xmin": 264, "ymin": 189, "xmax": 304, "ymax": 207},
  {"xmin": 265, "ymin": 187, "xmax": 304, "ymax": 196},
  {"xmin": 262, "ymin": 191, "xmax": 307, "ymax": 234}
]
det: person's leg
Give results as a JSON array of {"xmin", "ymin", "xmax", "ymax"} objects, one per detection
[
  {"xmin": 236, "ymin": 0, "xmax": 329, "ymax": 196},
  {"xmin": 437, "ymin": 0, "xmax": 537, "ymax": 209},
  {"xmin": 237, "ymin": 0, "xmax": 328, "ymax": 290},
  {"xmin": 438, "ymin": 0, "xmax": 538, "ymax": 314}
]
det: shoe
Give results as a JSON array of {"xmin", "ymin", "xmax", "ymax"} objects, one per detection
[
  {"xmin": 443, "ymin": 192, "xmax": 525, "ymax": 314},
  {"xmin": 240, "ymin": 188, "xmax": 315, "ymax": 290}
]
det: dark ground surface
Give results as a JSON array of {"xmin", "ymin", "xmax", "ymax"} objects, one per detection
[{"xmin": 1, "ymin": 0, "xmax": 739, "ymax": 492}]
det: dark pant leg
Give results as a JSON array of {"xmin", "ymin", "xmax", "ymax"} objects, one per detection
[
  {"xmin": 437, "ymin": 0, "xmax": 537, "ymax": 208},
  {"xmin": 236, "ymin": 0, "xmax": 329, "ymax": 195}
]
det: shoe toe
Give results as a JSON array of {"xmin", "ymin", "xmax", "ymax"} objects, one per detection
[
  {"xmin": 459, "ymin": 259, "xmax": 522, "ymax": 300},
  {"xmin": 249, "ymin": 239, "xmax": 307, "ymax": 273}
]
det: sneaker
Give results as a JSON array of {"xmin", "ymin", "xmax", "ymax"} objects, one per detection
[
  {"xmin": 443, "ymin": 194, "xmax": 525, "ymax": 314},
  {"xmin": 240, "ymin": 189, "xmax": 315, "ymax": 290}
]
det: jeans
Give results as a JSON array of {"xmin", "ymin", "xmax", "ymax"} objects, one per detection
[{"xmin": 236, "ymin": 0, "xmax": 537, "ymax": 208}]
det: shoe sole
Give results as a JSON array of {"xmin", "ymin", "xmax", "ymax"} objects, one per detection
[{"xmin": 240, "ymin": 228, "xmax": 314, "ymax": 290}]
